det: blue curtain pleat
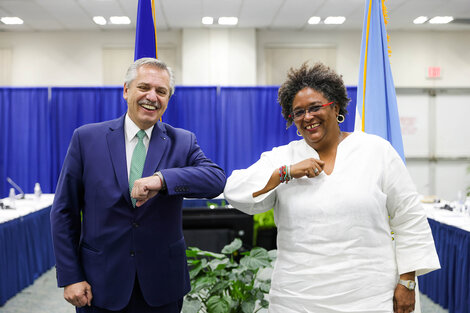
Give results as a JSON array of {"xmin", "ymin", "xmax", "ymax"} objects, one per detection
[
  {"xmin": 165, "ymin": 87, "xmax": 218, "ymax": 163},
  {"xmin": 344, "ymin": 86, "xmax": 357, "ymax": 132},
  {"xmin": 1, "ymin": 86, "xmax": 357, "ymax": 197},
  {"xmin": 418, "ymin": 219, "xmax": 470, "ymax": 313},
  {"xmin": 0, "ymin": 88, "xmax": 50, "ymax": 197},
  {"xmin": 0, "ymin": 205, "xmax": 54, "ymax": 306},
  {"xmin": 50, "ymin": 87, "xmax": 127, "ymax": 189}
]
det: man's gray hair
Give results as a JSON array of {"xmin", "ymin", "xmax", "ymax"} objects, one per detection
[{"xmin": 124, "ymin": 58, "xmax": 175, "ymax": 97}]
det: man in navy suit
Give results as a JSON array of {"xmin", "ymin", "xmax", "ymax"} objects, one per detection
[{"xmin": 50, "ymin": 58, "xmax": 226, "ymax": 312}]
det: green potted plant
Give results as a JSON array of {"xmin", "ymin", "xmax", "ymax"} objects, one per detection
[{"xmin": 183, "ymin": 238, "xmax": 276, "ymax": 313}]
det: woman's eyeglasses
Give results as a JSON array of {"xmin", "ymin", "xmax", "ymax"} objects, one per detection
[{"xmin": 289, "ymin": 101, "xmax": 333, "ymax": 121}]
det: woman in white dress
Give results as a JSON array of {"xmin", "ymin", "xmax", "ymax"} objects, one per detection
[{"xmin": 223, "ymin": 63, "xmax": 440, "ymax": 313}]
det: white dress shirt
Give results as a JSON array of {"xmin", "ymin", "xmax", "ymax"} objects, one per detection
[{"xmin": 124, "ymin": 114, "xmax": 154, "ymax": 179}]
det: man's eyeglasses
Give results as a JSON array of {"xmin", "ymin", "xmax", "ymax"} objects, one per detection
[{"xmin": 289, "ymin": 101, "xmax": 333, "ymax": 121}]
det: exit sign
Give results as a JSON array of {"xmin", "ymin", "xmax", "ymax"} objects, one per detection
[{"xmin": 427, "ymin": 67, "xmax": 441, "ymax": 78}]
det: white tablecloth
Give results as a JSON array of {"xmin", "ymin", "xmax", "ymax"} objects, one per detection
[
  {"xmin": 0, "ymin": 193, "xmax": 54, "ymax": 224},
  {"xmin": 423, "ymin": 201, "xmax": 470, "ymax": 232}
]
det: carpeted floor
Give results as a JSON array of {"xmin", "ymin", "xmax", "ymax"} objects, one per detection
[{"xmin": 1, "ymin": 268, "xmax": 449, "ymax": 313}]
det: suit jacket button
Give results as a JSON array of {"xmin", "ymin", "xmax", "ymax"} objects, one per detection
[
  {"xmin": 130, "ymin": 251, "xmax": 135, "ymax": 257},
  {"xmin": 132, "ymin": 222, "xmax": 139, "ymax": 228}
]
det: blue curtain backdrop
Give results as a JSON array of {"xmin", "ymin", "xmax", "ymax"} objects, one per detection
[
  {"xmin": 164, "ymin": 87, "xmax": 219, "ymax": 163},
  {"xmin": 0, "ymin": 88, "xmax": 51, "ymax": 198},
  {"xmin": 0, "ymin": 86, "xmax": 357, "ymax": 198}
]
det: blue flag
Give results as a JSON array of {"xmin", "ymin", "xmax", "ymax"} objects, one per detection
[
  {"xmin": 134, "ymin": 0, "xmax": 157, "ymax": 60},
  {"xmin": 356, "ymin": 0, "xmax": 405, "ymax": 162}
]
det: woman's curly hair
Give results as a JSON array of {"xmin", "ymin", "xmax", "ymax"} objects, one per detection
[{"xmin": 278, "ymin": 62, "xmax": 350, "ymax": 128}]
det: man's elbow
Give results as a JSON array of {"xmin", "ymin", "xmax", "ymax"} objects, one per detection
[{"xmin": 209, "ymin": 168, "xmax": 227, "ymax": 197}]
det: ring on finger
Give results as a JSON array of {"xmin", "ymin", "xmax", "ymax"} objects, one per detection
[{"xmin": 314, "ymin": 168, "xmax": 319, "ymax": 174}]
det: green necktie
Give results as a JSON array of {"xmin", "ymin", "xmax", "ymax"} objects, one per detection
[{"xmin": 129, "ymin": 130, "xmax": 147, "ymax": 207}]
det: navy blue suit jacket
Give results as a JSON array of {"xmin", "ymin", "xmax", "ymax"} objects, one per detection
[{"xmin": 50, "ymin": 115, "xmax": 226, "ymax": 310}]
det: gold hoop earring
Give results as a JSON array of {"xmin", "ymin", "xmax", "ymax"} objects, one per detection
[
  {"xmin": 297, "ymin": 129, "xmax": 302, "ymax": 137},
  {"xmin": 337, "ymin": 114, "xmax": 345, "ymax": 124}
]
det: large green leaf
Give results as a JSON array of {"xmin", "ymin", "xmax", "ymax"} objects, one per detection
[
  {"xmin": 254, "ymin": 289, "xmax": 265, "ymax": 300},
  {"xmin": 268, "ymin": 249, "xmax": 277, "ymax": 260},
  {"xmin": 189, "ymin": 262, "xmax": 203, "ymax": 279},
  {"xmin": 208, "ymin": 258, "xmax": 229, "ymax": 271},
  {"xmin": 221, "ymin": 238, "xmax": 242, "ymax": 254},
  {"xmin": 250, "ymin": 247, "xmax": 268, "ymax": 256},
  {"xmin": 196, "ymin": 250, "xmax": 226, "ymax": 259},
  {"xmin": 230, "ymin": 279, "xmax": 254, "ymax": 301},
  {"xmin": 260, "ymin": 299, "xmax": 269, "ymax": 308},
  {"xmin": 241, "ymin": 300, "xmax": 256, "ymax": 313},
  {"xmin": 186, "ymin": 247, "xmax": 202, "ymax": 258},
  {"xmin": 207, "ymin": 295, "xmax": 231, "ymax": 313},
  {"xmin": 258, "ymin": 282, "xmax": 271, "ymax": 294},
  {"xmin": 182, "ymin": 298, "xmax": 202, "ymax": 313},
  {"xmin": 240, "ymin": 248, "xmax": 271, "ymax": 270},
  {"xmin": 209, "ymin": 280, "xmax": 230, "ymax": 295},
  {"xmin": 192, "ymin": 276, "xmax": 217, "ymax": 293}
]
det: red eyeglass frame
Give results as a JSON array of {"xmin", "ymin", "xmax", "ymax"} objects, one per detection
[{"xmin": 288, "ymin": 101, "xmax": 334, "ymax": 119}]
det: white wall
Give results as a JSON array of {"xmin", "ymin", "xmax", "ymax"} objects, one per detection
[
  {"xmin": 182, "ymin": 28, "xmax": 256, "ymax": 85},
  {"xmin": 257, "ymin": 30, "xmax": 362, "ymax": 86},
  {"xmin": 0, "ymin": 30, "xmax": 180, "ymax": 86},
  {"xmin": 1, "ymin": 29, "xmax": 469, "ymax": 87},
  {"xmin": 257, "ymin": 30, "xmax": 470, "ymax": 88}
]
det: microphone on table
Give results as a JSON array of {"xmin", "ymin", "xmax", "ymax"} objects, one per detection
[{"xmin": 6, "ymin": 177, "xmax": 25, "ymax": 200}]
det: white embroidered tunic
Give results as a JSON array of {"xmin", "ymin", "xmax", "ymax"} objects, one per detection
[{"xmin": 224, "ymin": 132, "xmax": 440, "ymax": 313}]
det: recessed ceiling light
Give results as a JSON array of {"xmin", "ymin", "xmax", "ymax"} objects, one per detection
[
  {"xmin": 1, "ymin": 17, "xmax": 24, "ymax": 25},
  {"xmin": 308, "ymin": 16, "xmax": 321, "ymax": 25},
  {"xmin": 93, "ymin": 16, "xmax": 107, "ymax": 25},
  {"xmin": 413, "ymin": 16, "xmax": 428, "ymax": 24},
  {"xmin": 324, "ymin": 16, "xmax": 345, "ymax": 25},
  {"xmin": 109, "ymin": 16, "xmax": 131, "ymax": 25},
  {"xmin": 218, "ymin": 17, "xmax": 238, "ymax": 26},
  {"xmin": 429, "ymin": 16, "xmax": 454, "ymax": 24},
  {"xmin": 202, "ymin": 17, "xmax": 214, "ymax": 25}
]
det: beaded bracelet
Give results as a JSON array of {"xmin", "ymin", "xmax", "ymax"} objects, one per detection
[{"xmin": 279, "ymin": 165, "xmax": 292, "ymax": 184}]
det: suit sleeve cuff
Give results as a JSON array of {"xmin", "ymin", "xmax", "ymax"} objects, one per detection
[{"xmin": 153, "ymin": 171, "xmax": 167, "ymax": 192}]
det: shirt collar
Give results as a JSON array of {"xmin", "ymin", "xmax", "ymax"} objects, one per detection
[{"xmin": 125, "ymin": 114, "xmax": 154, "ymax": 142}]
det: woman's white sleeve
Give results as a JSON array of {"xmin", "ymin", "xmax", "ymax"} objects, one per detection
[
  {"xmin": 383, "ymin": 144, "xmax": 440, "ymax": 276},
  {"xmin": 224, "ymin": 152, "xmax": 278, "ymax": 215}
]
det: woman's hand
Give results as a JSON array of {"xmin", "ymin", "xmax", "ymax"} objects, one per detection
[
  {"xmin": 252, "ymin": 158, "xmax": 325, "ymax": 198},
  {"xmin": 393, "ymin": 272, "xmax": 416, "ymax": 313},
  {"xmin": 393, "ymin": 284, "xmax": 415, "ymax": 313},
  {"xmin": 290, "ymin": 158, "xmax": 325, "ymax": 178}
]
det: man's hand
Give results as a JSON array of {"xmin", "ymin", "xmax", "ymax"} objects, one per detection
[
  {"xmin": 64, "ymin": 281, "xmax": 92, "ymax": 307},
  {"xmin": 131, "ymin": 175, "xmax": 162, "ymax": 207}
]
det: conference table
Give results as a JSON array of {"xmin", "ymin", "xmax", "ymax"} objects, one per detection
[
  {"xmin": 0, "ymin": 194, "xmax": 55, "ymax": 306},
  {"xmin": 418, "ymin": 202, "xmax": 470, "ymax": 313}
]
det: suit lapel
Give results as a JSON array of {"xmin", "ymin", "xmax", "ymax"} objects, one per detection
[
  {"xmin": 142, "ymin": 121, "xmax": 169, "ymax": 178},
  {"xmin": 106, "ymin": 115, "xmax": 132, "ymax": 206}
]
